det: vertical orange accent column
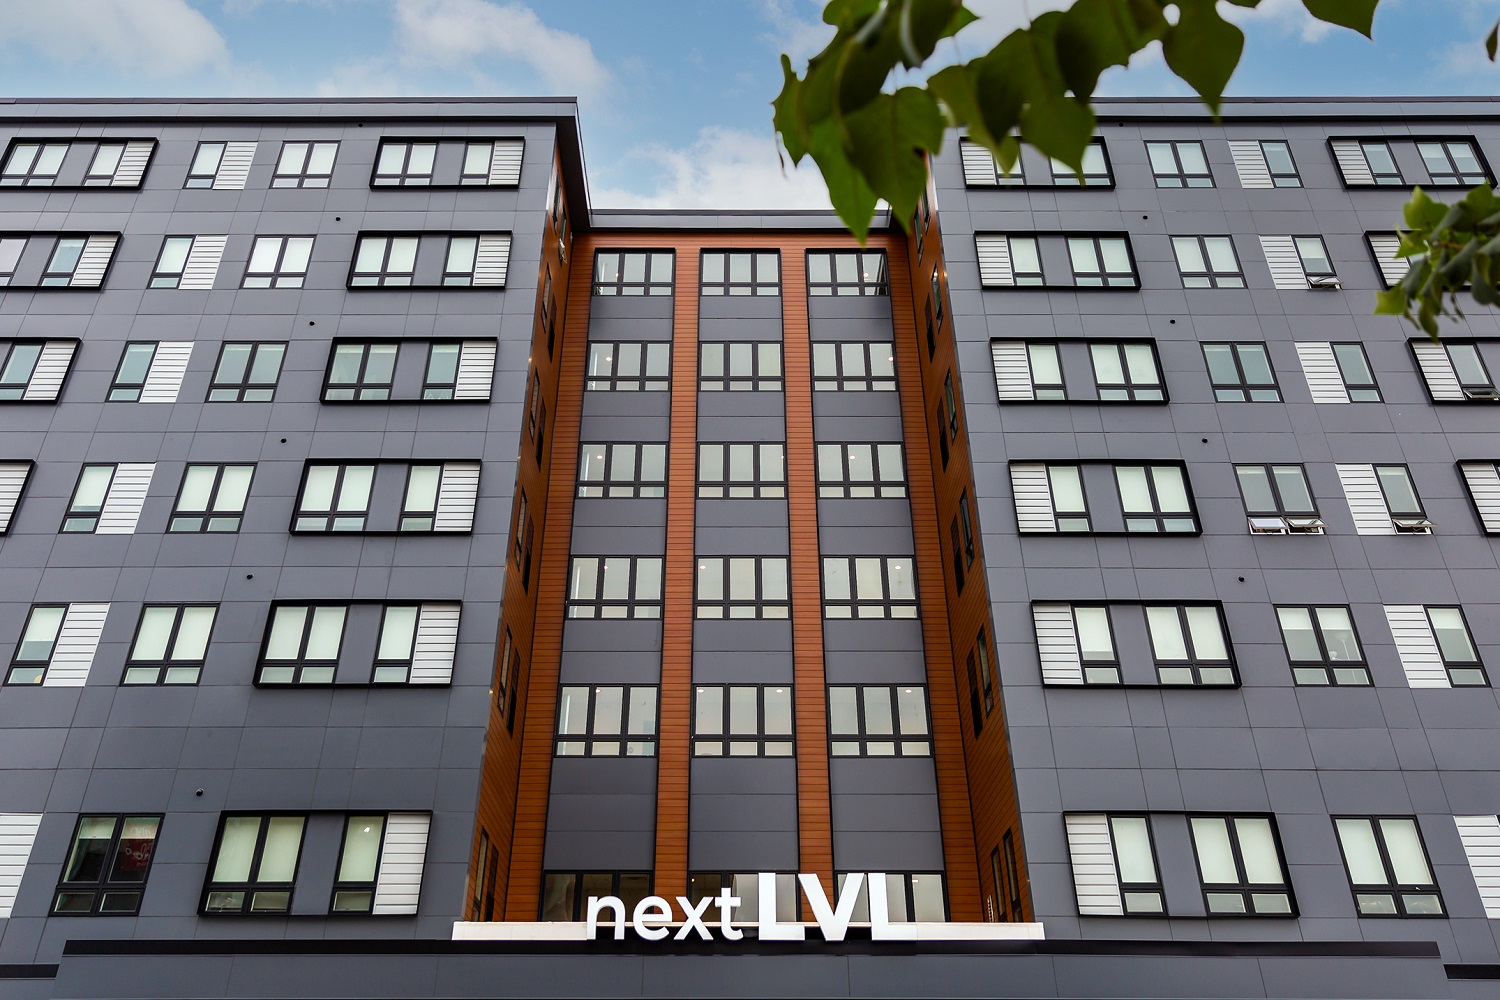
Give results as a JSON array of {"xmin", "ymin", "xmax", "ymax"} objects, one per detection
[{"xmin": 653, "ymin": 247, "xmax": 700, "ymax": 902}]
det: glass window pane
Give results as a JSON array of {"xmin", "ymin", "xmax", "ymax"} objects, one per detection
[
  {"xmin": 405, "ymin": 466, "xmax": 441, "ymax": 512},
  {"xmin": 1263, "ymin": 142, "xmax": 1295, "ymax": 175},
  {"xmin": 1315, "ymin": 607, "xmax": 1360, "ymax": 663},
  {"xmin": 338, "ymin": 816, "xmax": 384, "ymax": 882},
  {"xmin": 446, "ymin": 237, "xmax": 477, "ymax": 274},
  {"xmin": 109, "ymin": 817, "xmax": 160, "ymax": 883},
  {"xmin": 305, "ymin": 606, "xmax": 346, "ymax": 659},
  {"xmin": 558, "ymin": 687, "xmax": 589, "ymax": 734},
  {"xmin": 1294, "ymin": 237, "xmax": 1331, "ymax": 274},
  {"xmin": 1277, "ymin": 607, "xmax": 1320, "ymax": 661},
  {"xmin": 1075, "ymin": 607, "xmax": 1114, "ymax": 660},
  {"xmin": 728, "ymin": 686, "xmax": 756, "ymax": 734},
  {"xmin": 1173, "ymin": 237, "xmax": 1206, "ymax": 273},
  {"xmin": 1185, "ymin": 607, "xmax": 1228, "ymax": 661},
  {"xmin": 863, "ymin": 688, "xmax": 894, "ymax": 734},
  {"xmin": 1203, "ymin": 344, "xmax": 1238, "ymax": 384},
  {"xmin": 1237, "ymin": 345, "xmax": 1274, "ymax": 385},
  {"xmin": 282, "ymin": 238, "xmax": 313, "ymax": 273},
  {"xmin": 1050, "ymin": 466, "xmax": 1086, "ymax": 513},
  {"xmin": 336, "ymin": 465, "xmax": 374, "ymax": 511},
  {"xmin": 1146, "ymin": 143, "xmax": 1176, "ymax": 174},
  {"xmin": 1068, "ymin": 238, "xmax": 1100, "ymax": 274},
  {"xmin": 1115, "ymin": 467, "xmax": 1152, "ymax": 512},
  {"xmin": 829, "ymin": 687, "xmax": 858, "ymax": 735},
  {"xmin": 1376, "ymin": 467, "xmax": 1421, "ymax": 515},
  {"xmin": 897, "ymin": 687, "xmax": 928, "ymax": 735},
  {"xmin": 765, "ymin": 686, "xmax": 792, "ymax": 735},
  {"xmin": 1271, "ymin": 466, "xmax": 1315, "ymax": 514},
  {"xmin": 63, "ymin": 816, "xmax": 117, "ymax": 882},
  {"xmin": 1110, "ymin": 817, "xmax": 1158, "ymax": 883},
  {"xmin": 258, "ymin": 816, "xmax": 305, "ymax": 882},
  {"xmin": 156, "ymin": 237, "xmax": 193, "ymax": 275},
  {"xmin": 1151, "ymin": 467, "xmax": 1190, "ymax": 513},
  {"xmin": 695, "ymin": 686, "xmax": 723, "ymax": 735},
  {"xmin": 887, "ymin": 559, "xmax": 915, "ymax": 601},
  {"xmin": 1379, "ymin": 818, "xmax": 1433, "ymax": 885},
  {"xmin": 1009, "ymin": 237, "xmax": 1041, "ymax": 274},
  {"xmin": 265, "ymin": 607, "xmax": 307, "ymax": 660},
  {"xmin": 628, "ymin": 687, "xmax": 657, "ymax": 736},
  {"xmin": 593, "ymin": 686, "xmax": 624, "ymax": 735},
  {"xmin": 1334, "ymin": 818, "xmax": 1387, "ymax": 884},
  {"xmin": 910, "ymin": 873, "xmax": 945, "ymax": 921},
  {"xmin": 1090, "ymin": 344, "xmax": 1124, "ymax": 385},
  {"xmin": 377, "ymin": 606, "xmax": 418, "ymax": 660},
  {"xmin": 1099, "ymin": 239, "xmax": 1130, "ymax": 273},
  {"xmin": 1177, "ymin": 143, "xmax": 1208, "ymax": 174},
  {"xmin": 1146, "ymin": 607, "xmax": 1188, "ymax": 660},
  {"xmin": 762, "ymin": 558, "xmax": 788, "ymax": 602},
  {"xmin": 115, "ymin": 344, "xmax": 155, "ymax": 386},
  {"xmin": 1428, "ymin": 608, "xmax": 1477, "ymax": 662},
  {"xmin": 132, "ymin": 607, "xmax": 178, "ymax": 661},
  {"xmin": 1204, "ymin": 237, "xmax": 1238, "ymax": 272},
  {"xmin": 211, "ymin": 816, "xmax": 261, "ymax": 882},
  {"xmin": 174, "ymin": 606, "xmax": 216, "ymax": 660},
  {"xmin": 1234, "ymin": 818, "xmax": 1282, "ymax": 884},
  {"xmin": 1236, "ymin": 467, "xmax": 1276, "ymax": 513},
  {"xmin": 634, "ymin": 559, "xmax": 662, "ymax": 600},
  {"xmin": 728, "ymin": 557, "xmax": 756, "ymax": 601},
  {"xmin": 1448, "ymin": 344, "xmax": 1489, "ymax": 386},
  {"xmin": 600, "ymin": 558, "xmax": 631, "ymax": 600},
  {"xmin": 1123, "ymin": 344, "xmax": 1157, "ymax": 384},
  {"xmin": 1190, "ymin": 817, "xmax": 1238, "ymax": 883},
  {"xmin": 823, "ymin": 558, "xmax": 850, "ymax": 601}
]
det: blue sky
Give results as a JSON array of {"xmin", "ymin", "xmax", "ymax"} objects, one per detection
[{"xmin": 0, "ymin": 1, "xmax": 1496, "ymax": 207}]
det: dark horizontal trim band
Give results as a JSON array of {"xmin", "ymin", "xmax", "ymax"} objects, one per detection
[
  {"xmin": 1447, "ymin": 963, "xmax": 1500, "ymax": 980},
  {"xmin": 0, "ymin": 964, "xmax": 59, "ymax": 979}
]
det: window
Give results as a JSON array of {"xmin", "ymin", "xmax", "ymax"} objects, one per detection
[
  {"xmin": 257, "ymin": 605, "xmax": 347, "ymax": 684},
  {"xmin": 1089, "ymin": 342, "xmax": 1165, "ymax": 401},
  {"xmin": 1003, "ymin": 833, "xmax": 1022, "ymax": 919},
  {"xmin": 512, "ymin": 490, "xmax": 528, "ymax": 565},
  {"xmin": 0, "ymin": 339, "xmax": 76, "ymax": 402},
  {"xmin": 593, "ymin": 250, "xmax": 673, "ymax": 295},
  {"xmin": 1, "ymin": 141, "xmax": 66, "ymax": 185},
  {"xmin": 1417, "ymin": 140, "xmax": 1487, "ymax": 185},
  {"xmin": 62, "ymin": 465, "xmax": 117, "ymax": 532},
  {"xmin": 325, "ymin": 342, "xmax": 397, "ymax": 400},
  {"xmin": 1234, "ymin": 464, "xmax": 1323, "ymax": 533},
  {"xmin": 373, "ymin": 141, "xmax": 436, "ymax": 185},
  {"xmin": 958, "ymin": 492, "xmax": 976, "ymax": 565},
  {"xmin": 577, "ymin": 442, "xmax": 667, "ymax": 498},
  {"xmin": 807, "ymin": 250, "xmax": 889, "ymax": 295},
  {"xmin": 294, "ymin": 464, "xmax": 373, "ymax": 531},
  {"xmin": 149, "ymin": 235, "xmax": 227, "ymax": 289},
  {"xmin": 541, "ymin": 872, "xmax": 651, "ymax": 921},
  {"xmin": 7, "ymin": 605, "xmax": 66, "ymax": 685},
  {"xmin": 0, "ymin": 462, "xmax": 30, "ymax": 533},
  {"xmin": 586, "ymin": 342, "xmax": 670, "ymax": 391},
  {"xmin": 209, "ymin": 342, "xmax": 285, "ymax": 402},
  {"xmin": 271, "ymin": 141, "xmax": 337, "ymax": 188},
  {"xmin": 1461, "ymin": 461, "xmax": 1500, "ymax": 533},
  {"xmin": 701, "ymin": 251, "xmax": 780, "ymax": 295},
  {"xmin": 975, "ymin": 235, "xmax": 1044, "ymax": 286},
  {"xmin": 1203, "ymin": 342, "xmax": 1280, "ymax": 402},
  {"xmin": 0, "ymin": 237, "xmax": 23, "ymax": 284},
  {"xmin": 915, "ymin": 189, "xmax": 931, "ymax": 257},
  {"xmin": 822, "ymin": 556, "xmax": 917, "ymax": 619},
  {"xmin": 169, "ymin": 464, "xmax": 253, "ymax": 533},
  {"xmin": 184, "ymin": 141, "xmax": 255, "ymax": 190},
  {"xmin": 698, "ymin": 443, "xmax": 785, "ymax": 498},
  {"xmin": 812, "ymin": 342, "xmax": 895, "ymax": 391},
  {"xmin": 1425, "ymin": 607, "xmax": 1486, "ymax": 686},
  {"xmin": 422, "ymin": 342, "xmax": 464, "ymax": 399},
  {"xmin": 1325, "ymin": 343, "xmax": 1382, "ymax": 402},
  {"xmin": 696, "ymin": 556, "xmax": 790, "ymax": 619},
  {"xmin": 1068, "ymin": 237, "xmax": 1137, "ymax": 287},
  {"xmin": 496, "ymin": 628, "xmax": 520, "ymax": 731},
  {"xmin": 1411, "ymin": 339, "xmax": 1499, "ymax": 401},
  {"xmin": 350, "ymin": 235, "xmax": 418, "ymax": 287},
  {"xmin": 1115, "ymin": 465, "xmax": 1196, "ymax": 533},
  {"xmin": 1277, "ymin": 606, "xmax": 1368, "ymax": 686},
  {"xmin": 0, "ymin": 139, "xmax": 152, "ymax": 188},
  {"xmin": 835, "ymin": 872, "xmax": 947, "ymax": 922},
  {"xmin": 1146, "ymin": 140, "xmax": 1213, "ymax": 187},
  {"xmin": 975, "ymin": 628, "xmax": 996, "ymax": 716},
  {"xmin": 816, "ymin": 442, "xmax": 906, "ymax": 498},
  {"xmin": 1350, "ymin": 140, "xmax": 1403, "ymax": 185},
  {"xmin": 1045, "ymin": 604, "xmax": 1119, "ymax": 684},
  {"xmin": 1375, "ymin": 465, "xmax": 1430, "ymax": 530},
  {"xmin": 1172, "ymin": 236, "xmax": 1244, "ymax": 288},
  {"xmin": 1064, "ymin": 814, "xmax": 1164, "ymax": 916},
  {"xmin": 52, "ymin": 815, "xmax": 161, "ymax": 916},
  {"xmin": 6, "ymin": 604, "xmax": 107, "ymax": 686},
  {"xmin": 931, "ymin": 265, "xmax": 945, "ymax": 327},
  {"xmin": 1294, "ymin": 236, "xmax": 1336, "ymax": 285},
  {"xmin": 1189, "ymin": 815, "xmax": 1294, "ymax": 916},
  {"xmin": 687, "ymin": 873, "xmax": 800, "ymax": 924},
  {"xmin": 243, "ymin": 236, "xmax": 313, "ymax": 288},
  {"xmin": 828, "ymin": 686, "xmax": 930, "ymax": 756},
  {"xmin": 1147, "ymin": 605, "xmax": 1235, "ymax": 685},
  {"xmin": 693, "ymin": 684, "xmax": 793, "ymax": 756},
  {"xmin": 123, "ymin": 605, "xmax": 217, "ymax": 685},
  {"xmin": 202, "ymin": 814, "xmax": 306, "ymax": 914},
  {"xmin": 330, "ymin": 815, "xmax": 386, "ymax": 913},
  {"xmin": 1050, "ymin": 141, "xmax": 1111, "ymax": 186},
  {"xmin": 33, "ymin": 234, "xmax": 119, "ymax": 288},
  {"xmin": 1228, "ymin": 139, "xmax": 1301, "ymax": 188},
  {"xmin": 700, "ymin": 342, "xmax": 783, "ymax": 391},
  {"xmin": 108, "ymin": 343, "xmax": 158, "ymax": 401},
  {"xmin": 554, "ymin": 685, "xmax": 658, "ymax": 756},
  {"xmin": 961, "ymin": 139, "xmax": 1111, "ymax": 187},
  {"xmin": 943, "ymin": 372, "xmax": 959, "ymax": 439},
  {"xmin": 1334, "ymin": 817, "xmax": 1444, "ymax": 917},
  {"xmin": 566, "ymin": 557, "xmax": 663, "ymax": 619}
]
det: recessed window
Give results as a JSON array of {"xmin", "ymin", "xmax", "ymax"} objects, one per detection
[
  {"xmin": 257, "ymin": 605, "xmax": 347, "ymax": 685},
  {"xmin": 698, "ymin": 443, "xmax": 785, "ymax": 499},
  {"xmin": 62, "ymin": 465, "xmax": 117, "ymax": 533},
  {"xmin": 496, "ymin": 628, "xmax": 520, "ymax": 731},
  {"xmin": 1234, "ymin": 464, "xmax": 1323, "ymax": 534},
  {"xmin": 243, "ymin": 236, "xmax": 313, "ymax": 289},
  {"xmin": 1064, "ymin": 814, "xmax": 1165, "ymax": 916},
  {"xmin": 700, "ymin": 342, "xmax": 783, "ymax": 391},
  {"xmin": 0, "ymin": 339, "xmax": 75, "ymax": 402},
  {"xmin": 1356, "ymin": 140, "xmax": 1404, "ymax": 185},
  {"xmin": 1259, "ymin": 140, "xmax": 1301, "ymax": 187},
  {"xmin": 565, "ymin": 557, "xmax": 663, "ymax": 619},
  {"xmin": 1189, "ymin": 815, "xmax": 1294, "ymax": 916},
  {"xmin": 1050, "ymin": 141, "xmax": 1112, "ymax": 186},
  {"xmin": 38, "ymin": 235, "xmax": 118, "ymax": 288},
  {"xmin": 122, "ymin": 605, "xmax": 216, "ymax": 686},
  {"xmin": 1172, "ymin": 236, "xmax": 1244, "ymax": 288},
  {"xmin": 578, "ymin": 442, "xmax": 667, "ymax": 498},
  {"xmin": 828, "ymin": 685, "xmax": 930, "ymax": 756},
  {"xmin": 331, "ymin": 815, "xmax": 385, "ymax": 913},
  {"xmin": 351, "ymin": 235, "xmax": 418, "ymax": 287},
  {"xmin": 816, "ymin": 442, "xmax": 906, "ymax": 498},
  {"xmin": 295, "ymin": 464, "xmax": 374, "ymax": 532},
  {"xmin": 1060, "ymin": 605, "xmax": 1119, "ymax": 684},
  {"xmin": 184, "ymin": 141, "xmax": 255, "ymax": 190},
  {"xmin": 422, "ymin": 342, "xmax": 462, "ymax": 399},
  {"xmin": 1, "ymin": 142, "xmax": 67, "ymax": 185},
  {"xmin": 6, "ymin": 605, "xmax": 67, "ymax": 685},
  {"xmin": 540, "ymin": 872, "xmax": 651, "ymax": 921},
  {"xmin": 701, "ymin": 251, "xmax": 779, "ymax": 295},
  {"xmin": 271, "ymin": 141, "xmax": 337, "ymax": 188},
  {"xmin": 325, "ymin": 342, "xmax": 397, "ymax": 401},
  {"xmin": 108, "ymin": 343, "xmax": 158, "ymax": 402},
  {"xmin": 1146, "ymin": 140, "xmax": 1213, "ymax": 187},
  {"xmin": 169, "ymin": 464, "xmax": 253, "ymax": 533},
  {"xmin": 1417, "ymin": 140, "xmax": 1487, "ymax": 185},
  {"xmin": 812, "ymin": 342, "xmax": 895, "ymax": 391},
  {"xmin": 209, "ymin": 342, "xmax": 285, "ymax": 402},
  {"xmin": 370, "ymin": 604, "xmax": 463, "ymax": 683},
  {"xmin": 1330, "ymin": 343, "xmax": 1382, "ymax": 402},
  {"xmin": 555, "ymin": 685, "xmax": 658, "ymax": 756},
  {"xmin": 1426, "ymin": 606, "xmax": 1486, "ymax": 686},
  {"xmin": 372, "ymin": 141, "xmax": 436, "ymax": 185},
  {"xmin": 52, "ymin": 815, "xmax": 161, "ymax": 916},
  {"xmin": 149, "ymin": 235, "xmax": 227, "ymax": 289},
  {"xmin": 695, "ymin": 556, "xmax": 789, "ymax": 619},
  {"xmin": 1294, "ymin": 236, "xmax": 1336, "ymax": 282},
  {"xmin": 1203, "ymin": 342, "xmax": 1280, "ymax": 402},
  {"xmin": 822, "ymin": 556, "xmax": 917, "ymax": 619},
  {"xmin": 693, "ymin": 684, "xmax": 793, "ymax": 756},
  {"xmin": 1334, "ymin": 817, "xmax": 1444, "ymax": 917},
  {"xmin": 593, "ymin": 250, "xmax": 673, "ymax": 295},
  {"xmin": 1089, "ymin": 342, "xmax": 1165, "ymax": 401},
  {"xmin": 586, "ymin": 342, "xmax": 670, "ymax": 392},
  {"xmin": 1375, "ymin": 464, "xmax": 1426, "ymax": 522},
  {"xmin": 1068, "ymin": 237, "xmax": 1137, "ymax": 287},
  {"xmin": 807, "ymin": 250, "xmax": 889, "ymax": 295},
  {"xmin": 1114, "ymin": 464, "xmax": 1196, "ymax": 533},
  {"xmin": 1277, "ymin": 606, "xmax": 1368, "ymax": 686},
  {"xmin": 1147, "ymin": 604, "xmax": 1235, "ymax": 685},
  {"xmin": 202, "ymin": 814, "xmax": 306, "ymax": 914}
]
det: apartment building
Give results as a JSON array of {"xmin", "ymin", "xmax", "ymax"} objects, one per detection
[{"xmin": 0, "ymin": 96, "xmax": 1497, "ymax": 998}]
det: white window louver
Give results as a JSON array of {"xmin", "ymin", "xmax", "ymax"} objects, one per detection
[
  {"xmin": 1259, "ymin": 236, "xmax": 1306, "ymax": 290},
  {"xmin": 454, "ymin": 341, "xmax": 496, "ymax": 400},
  {"xmin": 1459, "ymin": 461, "xmax": 1500, "ymax": 533},
  {"xmin": 1411, "ymin": 341, "xmax": 1465, "ymax": 401},
  {"xmin": 1033, "ymin": 603, "xmax": 1084, "ymax": 685},
  {"xmin": 1065, "ymin": 814, "xmax": 1124, "ymax": 916},
  {"xmin": 1366, "ymin": 234, "xmax": 1411, "ymax": 288},
  {"xmin": 97, "ymin": 463, "xmax": 155, "ymax": 534},
  {"xmin": 214, "ymin": 141, "xmax": 257, "ymax": 190},
  {"xmin": 960, "ymin": 139, "xmax": 1000, "ymax": 185},
  {"xmin": 976, "ymin": 235, "xmax": 1015, "ymax": 286},
  {"xmin": 1454, "ymin": 814, "xmax": 1500, "ymax": 918},
  {"xmin": 0, "ymin": 813, "xmax": 43, "ymax": 918},
  {"xmin": 409, "ymin": 603, "xmax": 461, "ymax": 685},
  {"xmin": 71, "ymin": 235, "xmax": 119, "ymax": 287},
  {"xmin": 139, "ymin": 342, "xmax": 193, "ymax": 404},
  {"xmin": 1228, "ymin": 140, "xmax": 1273, "ymax": 189},
  {"xmin": 1384, "ymin": 605, "xmax": 1451, "ymax": 689},
  {"xmin": 1295, "ymin": 342, "xmax": 1350, "ymax": 403},
  {"xmin": 991, "ymin": 341, "xmax": 1035, "ymax": 400},
  {"xmin": 472, "ymin": 234, "xmax": 511, "ymax": 286},
  {"xmin": 1336, "ymin": 464, "xmax": 1393, "ymax": 535},
  {"xmin": 112, "ymin": 141, "xmax": 155, "ymax": 187},
  {"xmin": 371, "ymin": 812, "xmax": 431, "ymax": 915},
  {"xmin": 24, "ymin": 341, "xmax": 76, "ymax": 400},
  {"xmin": 1011, "ymin": 463, "xmax": 1056, "ymax": 532},
  {"xmin": 434, "ymin": 461, "xmax": 480, "ymax": 532},
  {"xmin": 44, "ymin": 603, "xmax": 111, "ymax": 687},
  {"xmin": 1331, "ymin": 139, "xmax": 1376, "ymax": 186},
  {"xmin": 488, "ymin": 140, "xmax": 524, "ymax": 185},
  {"xmin": 0, "ymin": 463, "xmax": 30, "ymax": 533},
  {"xmin": 178, "ymin": 236, "xmax": 228, "ymax": 291}
]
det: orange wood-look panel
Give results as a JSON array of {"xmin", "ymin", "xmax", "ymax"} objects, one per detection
[{"xmin": 902, "ymin": 191, "xmax": 1031, "ymax": 922}]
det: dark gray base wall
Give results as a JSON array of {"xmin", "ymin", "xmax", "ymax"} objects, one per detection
[{"xmin": 27, "ymin": 938, "xmax": 1491, "ymax": 999}]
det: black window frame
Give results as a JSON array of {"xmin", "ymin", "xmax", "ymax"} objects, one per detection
[
  {"xmin": 1233, "ymin": 463, "xmax": 1323, "ymax": 533},
  {"xmin": 1187, "ymin": 814, "xmax": 1296, "ymax": 917},
  {"xmin": 6, "ymin": 603, "xmax": 68, "ymax": 685},
  {"xmin": 292, "ymin": 462, "xmax": 376, "ymax": 532},
  {"xmin": 184, "ymin": 141, "xmax": 228, "ymax": 189},
  {"xmin": 0, "ymin": 140, "xmax": 69, "ymax": 186},
  {"xmin": 1258, "ymin": 140, "xmax": 1302, "ymax": 187},
  {"xmin": 0, "ymin": 339, "xmax": 70, "ymax": 401},
  {"xmin": 700, "ymin": 250, "xmax": 781, "ymax": 296},
  {"xmin": 1373, "ymin": 464, "xmax": 1427, "ymax": 520},
  {"xmin": 52, "ymin": 814, "xmax": 163, "ymax": 917},
  {"xmin": 149, "ymin": 236, "xmax": 199, "ymax": 288},
  {"xmin": 121, "ymin": 603, "xmax": 218, "ymax": 686},
  {"xmin": 577, "ymin": 441, "xmax": 669, "ymax": 499},
  {"xmin": 1113, "ymin": 463, "xmax": 1199, "ymax": 534},
  {"xmin": 1088, "ymin": 341, "xmax": 1166, "ymax": 401},
  {"xmin": 209, "ymin": 341, "xmax": 286, "ymax": 402},
  {"xmin": 691, "ymin": 683, "xmax": 795, "ymax": 757},
  {"xmin": 812, "ymin": 341, "xmax": 896, "ymax": 392},
  {"xmin": 694, "ymin": 555, "xmax": 790, "ymax": 619},
  {"xmin": 200, "ymin": 813, "xmax": 308, "ymax": 915},
  {"xmin": 1332, "ymin": 815, "xmax": 1445, "ymax": 918},
  {"xmin": 828, "ymin": 684, "xmax": 932, "ymax": 757},
  {"xmin": 1145, "ymin": 603, "xmax": 1238, "ymax": 687},
  {"xmin": 270, "ymin": 140, "xmax": 338, "ymax": 188},
  {"xmin": 496, "ymin": 628, "xmax": 520, "ymax": 733},
  {"xmin": 1103, "ymin": 813, "xmax": 1168, "ymax": 916},
  {"xmin": 422, "ymin": 341, "xmax": 465, "ymax": 400},
  {"xmin": 323, "ymin": 341, "xmax": 398, "ymax": 402},
  {"xmin": 371, "ymin": 140, "xmax": 438, "ymax": 186},
  {"xmin": 329, "ymin": 813, "xmax": 389, "ymax": 914},
  {"xmin": 585, "ymin": 341, "xmax": 670, "ymax": 392},
  {"xmin": 564, "ymin": 556, "xmax": 664, "ymax": 619},
  {"xmin": 1067, "ymin": 235, "xmax": 1139, "ymax": 288},
  {"xmin": 699, "ymin": 341, "xmax": 783, "ymax": 392},
  {"xmin": 1171, "ymin": 235, "xmax": 1246, "ymax": 288},
  {"xmin": 697, "ymin": 441, "xmax": 786, "ymax": 499},
  {"xmin": 1354, "ymin": 139, "xmax": 1405, "ymax": 185},
  {"xmin": 108, "ymin": 342, "xmax": 158, "ymax": 402},
  {"xmin": 1416, "ymin": 139, "xmax": 1489, "ymax": 186},
  {"xmin": 1275, "ymin": 605, "xmax": 1370, "ymax": 686},
  {"xmin": 242, "ymin": 235, "xmax": 314, "ymax": 289},
  {"xmin": 1145, "ymin": 140, "xmax": 1214, "ymax": 188},
  {"xmin": 168, "ymin": 463, "xmax": 254, "ymax": 533},
  {"xmin": 821, "ymin": 555, "xmax": 918, "ymax": 619},
  {"xmin": 255, "ymin": 603, "xmax": 349, "ymax": 686},
  {"xmin": 1203, "ymin": 342, "xmax": 1281, "ymax": 402},
  {"xmin": 40, "ymin": 236, "xmax": 92, "ymax": 287},
  {"xmin": 61, "ymin": 464, "xmax": 117, "ymax": 533},
  {"xmin": 807, "ymin": 250, "xmax": 889, "ymax": 296},
  {"xmin": 539, "ymin": 871, "xmax": 652, "ymax": 921},
  {"xmin": 1330, "ymin": 342, "xmax": 1383, "ymax": 402},
  {"xmin": 553, "ymin": 684, "xmax": 659, "ymax": 757},
  {"xmin": 1049, "ymin": 139, "xmax": 1114, "ymax": 187},
  {"xmin": 815, "ymin": 441, "xmax": 907, "ymax": 499},
  {"xmin": 958, "ymin": 490, "xmax": 977, "ymax": 566},
  {"xmin": 1424, "ymin": 605, "xmax": 1487, "ymax": 687},
  {"xmin": 349, "ymin": 234, "xmax": 419, "ymax": 287},
  {"xmin": 1293, "ymin": 235, "xmax": 1338, "ymax": 281},
  {"xmin": 592, "ymin": 250, "xmax": 674, "ymax": 296}
]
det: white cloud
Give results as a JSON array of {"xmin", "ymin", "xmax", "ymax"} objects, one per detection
[
  {"xmin": 758, "ymin": 0, "xmax": 834, "ymax": 61},
  {"xmin": 591, "ymin": 126, "xmax": 832, "ymax": 210},
  {"xmin": 0, "ymin": 0, "xmax": 229, "ymax": 78},
  {"xmin": 393, "ymin": 0, "xmax": 608, "ymax": 100},
  {"xmin": 1223, "ymin": 0, "xmax": 1340, "ymax": 43}
]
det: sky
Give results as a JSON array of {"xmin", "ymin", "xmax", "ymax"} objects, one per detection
[{"xmin": 0, "ymin": 0, "xmax": 1496, "ymax": 208}]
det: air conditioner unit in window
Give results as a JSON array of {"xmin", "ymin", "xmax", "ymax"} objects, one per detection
[
  {"xmin": 1392, "ymin": 516, "xmax": 1435, "ymax": 533},
  {"xmin": 1307, "ymin": 275, "xmax": 1342, "ymax": 289},
  {"xmin": 1248, "ymin": 516, "xmax": 1290, "ymax": 534},
  {"xmin": 1462, "ymin": 385, "xmax": 1500, "ymax": 400},
  {"xmin": 1285, "ymin": 517, "xmax": 1327, "ymax": 534}
]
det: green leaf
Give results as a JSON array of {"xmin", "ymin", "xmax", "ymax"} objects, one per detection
[
  {"xmin": 1301, "ymin": 0, "xmax": 1377, "ymax": 38},
  {"xmin": 809, "ymin": 119, "xmax": 878, "ymax": 242},
  {"xmin": 1160, "ymin": 0, "xmax": 1244, "ymax": 112},
  {"xmin": 772, "ymin": 56, "xmax": 811, "ymax": 162},
  {"xmin": 1488, "ymin": 18, "xmax": 1498, "ymax": 60},
  {"xmin": 842, "ymin": 87, "xmax": 947, "ymax": 229},
  {"xmin": 1403, "ymin": 188, "xmax": 1446, "ymax": 230},
  {"xmin": 824, "ymin": 0, "xmax": 881, "ymax": 27},
  {"xmin": 1020, "ymin": 97, "xmax": 1096, "ymax": 170},
  {"xmin": 1374, "ymin": 286, "xmax": 1409, "ymax": 316}
]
